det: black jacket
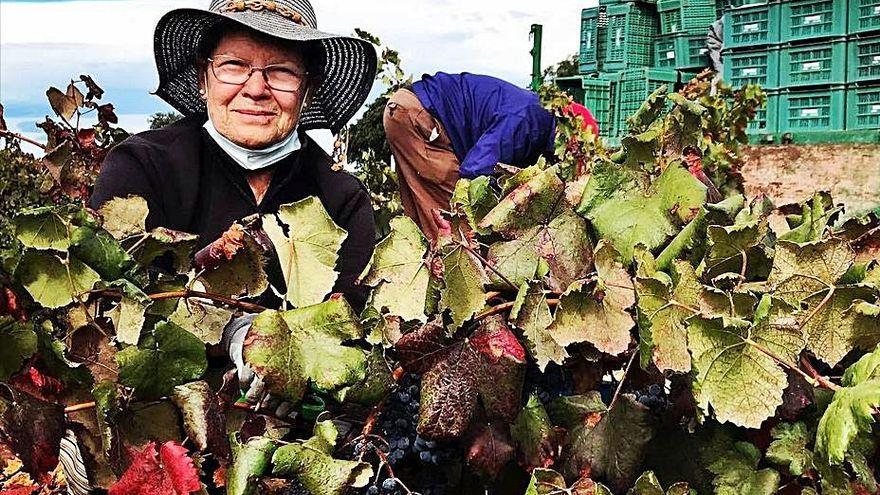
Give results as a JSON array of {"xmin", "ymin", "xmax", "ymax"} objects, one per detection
[{"xmin": 90, "ymin": 116, "xmax": 375, "ymax": 311}]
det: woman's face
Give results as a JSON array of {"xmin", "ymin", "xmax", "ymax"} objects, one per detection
[{"xmin": 202, "ymin": 31, "xmax": 310, "ymax": 149}]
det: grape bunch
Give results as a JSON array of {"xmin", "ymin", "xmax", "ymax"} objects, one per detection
[
  {"xmin": 634, "ymin": 383, "xmax": 668, "ymax": 412},
  {"xmin": 524, "ymin": 362, "xmax": 574, "ymax": 404},
  {"xmin": 377, "ymin": 372, "xmax": 421, "ymax": 466}
]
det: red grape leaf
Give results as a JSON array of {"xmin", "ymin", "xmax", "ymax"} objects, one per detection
[
  {"xmin": 466, "ymin": 422, "xmax": 514, "ymax": 480},
  {"xmin": 395, "ymin": 318, "xmax": 453, "ymax": 374},
  {"xmin": 471, "ymin": 315, "xmax": 526, "ymax": 421},
  {"xmin": 418, "ymin": 341, "xmax": 480, "ymax": 440},
  {"xmin": 108, "ymin": 441, "xmax": 201, "ymax": 495}
]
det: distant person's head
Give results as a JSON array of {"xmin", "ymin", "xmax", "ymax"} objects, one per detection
[
  {"xmin": 561, "ymin": 102, "xmax": 600, "ymax": 137},
  {"xmin": 152, "ymin": 0, "xmax": 377, "ymax": 148}
]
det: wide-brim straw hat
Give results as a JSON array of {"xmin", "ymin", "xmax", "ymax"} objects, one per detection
[{"xmin": 153, "ymin": 0, "xmax": 377, "ymax": 134}]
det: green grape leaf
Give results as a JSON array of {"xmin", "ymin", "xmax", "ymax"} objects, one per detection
[
  {"xmin": 550, "ymin": 241, "xmax": 635, "ymax": 356},
  {"xmin": 263, "ymin": 197, "xmax": 347, "ymax": 308},
  {"xmin": 228, "ymin": 435, "xmax": 277, "ymax": 495},
  {"xmin": 622, "ymin": 121, "xmax": 665, "ymax": 165},
  {"xmin": 98, "ymin": 195, "xmax": 149, "ymax": 240},
  {"xmin": 766, "ymin": 422, "xmax": 814, "ymax": 476},
  {"xmin": 636, "ymin": 260, "xmax": 702, "ymax": 373},
  {"xmin": 14, "ymin": 207, "xmax": 72, "ymax": 251},
  {"xmin": 134, "ymin": 227, "xmax": 198, "ymax": 273},
  {"xmin": 106, "ymin": 280, "xmax": 152, "ymax": 346},
  {"xmin": 511, "ymin": 395, "xmax": 560, "ymax": 471},
  {"xmin": 707, "ymin": 441, "xmax": 780, "ymax": 495},
  {"xmin": 199, "ymin": 227, "xmax": 269, "ymax": 298},
  {"xmin": 628, "ymin": 85, "xmax": 669, "ymax": 131},
  {"xmin": 512, "ymin": 281, "xmax": 566, "ymax": 371},
  {"xmin": 539, "ymin": 209, "xmax": 594, "ymax": 293},
  {"xmin": 816, "ymin": 344, "xmax": 880, "ymax": 464},
  {"xmin": 486, "ymin": 227, "xmax": 541, "ymax": 289},
  {"xmin": 243, "ymin": 297, "xmax": 365, "ymax": 403},
  {"xmin": 0, "ymin": 317, "xmax": 38, "ymax": 380},
  {"xmin": 627, "ymin": 471, "xmax": 665, "ymax": 495},
  {"xmin": 778, "ymin": 193, "xmax": 837, "ymax": 244},
  {"xmin": 578, "ymin": 163, "xmax": 707, "ymax": 261},
  {"xmin": 116, "ymin": 321, "xmax": 207, "ymax": 400},
  {"xmin": 333, "ymin": 347, "xmax": 394, "ymax": 406},
  {"xmin": 15, "ymin": 251, "xmax": 101, "ymax": 309},
  {"xmin": 655, "ymin": 207, "xmax": 708, "ymax": 271},
  {"xmin": 799, "ymin": 285, "xmax": 880, "ymax": 366},
  {"xmin": 562, "ymin": 395, "xmax": 654, "ymax": 492},
  {"xmin": 478, "ymin": 166, "xmax": 565, "ymax": 238},
  {"xmin": 69, "ymin": 226, "xmax": 136, "ymax": 282},
  {"xmin": 451, "ymin": 176, "xmax": 499, "ymax": 234},
  {"xmin": 359, "ymin": 215, "xmax": 430, "ymax": 321},
  {"xmin": 547, "ymin": 393, "xmax": 607, "ymax": 429},
  {"xmin": 768, "ymin": 239, "xmax": 855, "ymax": 308},
  {"xmin": 699, "ymin": 288, "xmax": 758, "ymax": 319},
  {"xmin": 703, "ymin": 221, "xmax": 772, "ymax": 281},
  {"xmin": 169, "ymin": 299, "xmax": 233, "ymax": 346},
  {"xmin": 439, "ymin": 245, "xmax": 487, "ymax": 330},
  {"xmin": 688, "ymin": 296, "xmax": 804, "ymax": 428},
  {"xmin": 271, "ymin": 420, "xmax": 372, "ymax": 495}
]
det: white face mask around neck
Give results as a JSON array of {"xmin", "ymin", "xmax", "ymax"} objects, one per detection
[{"xmin": 202, "ymin": 83, "xmax": 310, "ymax": 171}]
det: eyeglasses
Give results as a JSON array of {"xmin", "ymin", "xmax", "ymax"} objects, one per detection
[{"xmin": 207, "ymin": 55, "xmax": 309, "ymax": 93}]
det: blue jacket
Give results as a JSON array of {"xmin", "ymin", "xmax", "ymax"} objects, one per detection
[{"xmin": 411, "ymin": 72, "xmax": 556, "ymax": 179}]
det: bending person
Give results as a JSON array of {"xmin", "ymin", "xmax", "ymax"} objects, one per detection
[{"xmin": 383, "ymin": 72, "xmax": 598, "ymax": 240}]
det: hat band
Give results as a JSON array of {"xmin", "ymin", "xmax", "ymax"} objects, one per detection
[{"xmin": 218, "ymin": 0, "xmax": 307, "ymax": 26}]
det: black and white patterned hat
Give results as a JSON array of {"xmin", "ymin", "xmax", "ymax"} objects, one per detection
[{"xmin": 153, "ymin": 0, "xmax": 377, "ymax": 134}]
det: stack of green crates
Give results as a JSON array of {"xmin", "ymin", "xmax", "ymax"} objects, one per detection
[
  {"xmin": 721, "ymin": 0, "xmax": 880, "ymax": 141},
  {"xmin": 571, "ymin": 0, "xmax": 715, "ymax": 139}
]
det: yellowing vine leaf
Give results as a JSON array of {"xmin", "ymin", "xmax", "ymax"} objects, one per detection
[
  {"xmin": 635, "ymin": 260, "xmax": 701, "ymax": 372},
  {"xmin": 98, "ymin": 196, "xmax": 149, "ymax": 240},
  {"xmin": 687, "ymin": 296, "xmax": 804, "ymax": 428},
  {"xmin": 512, "ymin": 281, "xmax": 566, "ymax": 371},
  {"xmin": 263, "ymin": 197, "xmax": 347, "ymax": 308},
  {"xmin": 243, "ymin": 296, "xmax": 365, "ymax": 403},
  {"xmin": 439, "ymin": 245, "xmax": 487, "ymax": 330},
  {"xmin": 15, "ymin": 251, "xmax": 101, "ymax": 309},
  {"xmin": 14, "ymin": 207, "xmax": 72, "ymax": 251},
  {"xmin": 550, "ymin": 241, "xmax": 635, "ymax": 356},
  {"xmin": 359, "ymin": 216, "xmax": 430, "ymax": 321},
  {"xmin": 478, "ymin": 166, "xmax": 565, "ymax": 238}
]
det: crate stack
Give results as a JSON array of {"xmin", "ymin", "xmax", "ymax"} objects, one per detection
[
  {"xmin": 722, "ymin": 0, "xmax": 880, "ymax": 141},
  {"xmin": 558, "ymin": 0, "xmax": 717, "ymax": 140}
]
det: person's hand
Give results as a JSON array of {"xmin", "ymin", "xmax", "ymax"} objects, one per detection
[{"xmin": 223, "ymin": 314, "xmax": 298, "ymax": 420}]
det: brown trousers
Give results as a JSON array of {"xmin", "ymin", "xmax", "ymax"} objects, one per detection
[{"xmin": 383, "ymin": 88, "xmax": 460, "ymax": 240}]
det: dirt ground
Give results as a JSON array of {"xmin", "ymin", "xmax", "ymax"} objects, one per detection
[{"xmin": 740, "ymin": 144, "xmax": 880, "ymax": 214}]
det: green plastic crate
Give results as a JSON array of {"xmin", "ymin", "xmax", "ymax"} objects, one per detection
[
  {"xmin": 613, "ymin": 68, "xmax": 679, "ymax": 136},
  {"xmin": 847, "ymin": 35, "xmax": 880, "ymax": 84},
  {"xmin": 603, "ymin": 2, "xmax": 660, "ymax": 71},
  {"xmin": 658, "ymin": 0, "xmax": 717, "ymax": 33},
  {"xmin": 848, "ymin": 0, "xmax": 880, "ymax": 35},
  {"xmin": 780, "ymin": 0, "xmax": 847, "ymax": 42},
  {"xmin": 722, "ymin": 46, "xmax": 781, "ymax": 89},
  {"xmin": 580, "ymin": 8, "xmax": 602, "ymax": 73},
  {"xmin": 845, "ymin": 84, "xmax": 880, "ymax": 130},
  {"xmin": 779, "ymin": 86, "xmax": 846, "ymax": 132},
  {"xmin": 779, "ymin": 39, "xmax": 847, "ymax": 87},
  {"xmin": 654, "ymin": 33, "xmax": 710, "ymax": 70},
  {"xmin": 748, "ymin": 89, "xmax": 780, "ymax": 133},
  {"xmin": 555, "ymin": 75, "xmax": 618, "ymax": 137},
  {"xmin": 724, "ymin": 3, "xmax": 781, "ymax": 49},
  {"xmin": 727, "ymin": 0, "xmax": 768, "ymax": 8}
]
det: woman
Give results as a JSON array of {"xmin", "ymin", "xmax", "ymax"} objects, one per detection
[{"xmin": 90, "ymin": 0, "xmax": 378, "ymax": 310}]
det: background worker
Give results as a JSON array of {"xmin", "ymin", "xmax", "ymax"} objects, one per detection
[{"xmin": 383, "ymin": 71, "xmax": 598, "ymax": 240}]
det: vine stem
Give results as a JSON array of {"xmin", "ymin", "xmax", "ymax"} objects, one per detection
[
  {"xmin": 92, "ymin": 288, "xmax": 267, "ymax": 313},
  {"xmin": 800, "ymin": 356, "xmax": 842, "ymax": 392},
  {"xmin": 457, "ymin": 240, "xmax": 518, "ymax": 291},
  {"xmin": 474, "ymin": 298, "xmax": 560, "ymax": 322},
  {"xmin": 607, "ymin": 349, "xmax": 639, "ymax": 413},
  {"xmin": 64, "ymin": 399, "xmax": 272, "ymax": 415},
  {"xmin": 0, "ymin": 129, "xmax": 47, "ymax": 150}
]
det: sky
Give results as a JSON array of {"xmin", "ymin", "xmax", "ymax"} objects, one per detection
[{"xmin": 0, "ymin": 0, "xmax": 594, "ymax": 151}]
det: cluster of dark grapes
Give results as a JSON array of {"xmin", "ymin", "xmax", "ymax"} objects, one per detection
[
  {"xmin": 524, "ymin": 362, "xmax": 574, "ymax": 404},
  {"xmin": 634, "ymin": 383, "xmax": 668, "ymax": 412},
  {"xmin": 352, "ymin": 373, "xmax": 457, "ymax": 494}
]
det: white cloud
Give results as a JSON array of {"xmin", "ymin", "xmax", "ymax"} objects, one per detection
[{"xmin": 0, "ymin": 0, "xmax": 597, "ymax": 137}]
